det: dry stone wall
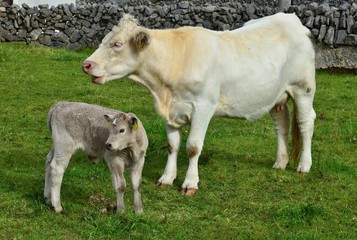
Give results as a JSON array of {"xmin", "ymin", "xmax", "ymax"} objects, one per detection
[{"xmin": 0, "ymin": 0, "xmax": 356, "ymax": 69}]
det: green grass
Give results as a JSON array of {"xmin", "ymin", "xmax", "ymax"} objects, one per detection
[{"xmin": 0, "ymin": 43, "xmax": 356, "ymax": 239}]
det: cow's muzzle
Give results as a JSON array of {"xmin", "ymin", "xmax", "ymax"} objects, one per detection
[{"xmin": 82, "ymin": 60, "xmax": 94, "ymax": 74}]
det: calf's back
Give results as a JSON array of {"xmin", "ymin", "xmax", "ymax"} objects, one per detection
[{"xmin": 48, "ymin": 101, "xmax": 122, "ymax": 158}]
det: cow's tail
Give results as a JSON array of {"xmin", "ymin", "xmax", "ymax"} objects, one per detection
[{"xmin": 291, "ymin": 100, "xmax": 301, "ymax": 165}]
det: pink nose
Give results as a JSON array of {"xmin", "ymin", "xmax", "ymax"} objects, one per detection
[{"xmin": 82, "ymin": 60, "xmax": 94, "ymax": 73}]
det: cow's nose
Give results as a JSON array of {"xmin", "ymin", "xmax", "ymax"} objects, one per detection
[
  {"xmin": 82, "ymin": 60, "xmax": 94, "ymax": 73},
  {"xmin": 105, "ymin": 143, "xmax": 112, "ymax": 150}
]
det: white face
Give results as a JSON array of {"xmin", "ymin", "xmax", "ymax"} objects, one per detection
[
  {"xmin": 84, "ymin": 31, "xmax": 137, "ymax": 84},
  {"xmin": 82, "ymin": 15, "xmax": 149, "ymax": 84}
]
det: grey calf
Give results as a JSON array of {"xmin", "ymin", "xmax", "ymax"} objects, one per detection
[{"xmin": 44, "ymin": 101, "xmax": 148, "ymax": 214}]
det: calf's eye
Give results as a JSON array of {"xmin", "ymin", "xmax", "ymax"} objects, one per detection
[{"xmin": 119, "ymin": 129, "xmax": 125, "ymax": 133}]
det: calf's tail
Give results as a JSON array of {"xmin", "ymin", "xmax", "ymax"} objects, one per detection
[
  {"xmin": 47, "ymin": 102, "xmax": 64, "ymax": 133},
  {"xmin": 291, "ymin": 101, "xmax": 301, "ymax": 165}
]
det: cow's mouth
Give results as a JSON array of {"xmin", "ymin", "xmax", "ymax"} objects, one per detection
[{"xmin": 91, "ymin": 76, "xmax": 105, "ymax": 84}]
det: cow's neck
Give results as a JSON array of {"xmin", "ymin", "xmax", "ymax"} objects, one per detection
[{"xmin": 128, "ymin": 71, "xmax": 173, "ymax": 121}]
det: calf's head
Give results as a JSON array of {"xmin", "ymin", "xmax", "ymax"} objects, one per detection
[
  {"xmin": 104, "ymin": 113, "xmax": 139, "ymax": 151},
  {"xmin": 83, "ymin": 14, "xmax": 150, "ymax": 84}
]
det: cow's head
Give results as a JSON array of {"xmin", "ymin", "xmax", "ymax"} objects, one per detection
[
  {"xmin": 83, "ymin": 14, "xmax": 150, "ymax": 84},
  {"xmin": 104, "ymin": 112, "xmax": 139, "ymax": 151}
]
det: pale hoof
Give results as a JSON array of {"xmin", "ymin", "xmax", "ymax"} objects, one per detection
[
  {"xmin": 180, "ymin": 188, "xmax": 197, "ymax": 196},
  {"xmin": 272, "ymin": 162, "xmax": 286, "ymax": 170},
  {"xmin": 297, "ymin": 164, "xmax": 311, "ymax": 173}
]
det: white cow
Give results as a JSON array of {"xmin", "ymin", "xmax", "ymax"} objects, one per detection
[
  {"xmin": 44, "ymin": 101, "xmax": 148, "ymax": 213},
  {"xmin": 83, "ymin": 13, "xmax": 316, "ymax": 195}
]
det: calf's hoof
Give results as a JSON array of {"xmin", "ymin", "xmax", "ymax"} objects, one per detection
[
  {"xmin": 44, "ymin": 196, "xmax": 51, "ymax": 205},
  {"xmin": 180, "ymin": 187, "xmax": 197, "ymax": 196}
]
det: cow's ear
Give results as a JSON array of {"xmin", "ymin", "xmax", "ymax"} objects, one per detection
[
  {"xmin": 129, "ymin": 117, "xmax": 138, "ymax": 131},
  {"xmin": 104, "ymin": 114, "xmax": 114, "ymax": 123},
  {"xmin": 133, "ymin": 31, "xmax": 149, "ymax": 51}
]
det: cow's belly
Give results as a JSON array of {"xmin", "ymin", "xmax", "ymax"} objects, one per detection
[{"xmin": 214, "ymin": 80, "xmax": 287, "ymax": 120}]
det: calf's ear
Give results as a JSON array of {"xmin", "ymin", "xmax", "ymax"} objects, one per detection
[
  {"xmin": 129, "ymin": 117, "xmax": 138, "ymax": 131},
  {"xmin": 133, "ymin": 31, "xmax": 149, "ymax": 51},
  {"xmin": 104, "ymin": 114, "xmax": 114, "ymax": 123}
]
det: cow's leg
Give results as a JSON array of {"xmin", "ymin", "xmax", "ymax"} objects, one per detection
[
  {"xmin": 130, "ymin": 156, "xmax": 144, "ymax": 214},
  {"xmin": 294, "ymin": 93, "xmax": 316, "ymax": 173},
  {"xmin": 105, "ymin": 153, "xmax": 126, "ymax": 213},
  {"xmin": 44, "ymin": 148, "xmax": 54, "ymax": 205},
  {"xmin": 157, "ymin": 125, "xmax": 182, "ymax": 186},
  {"xmin": 270, "ymin": 103, "xmax": 290, "ymax": 169},
  {"xmin": 181, "ymin": 105, "xmax": 215, "ymax": 195},
  {"xmin": 50, "ymin": 148, "xmax": 73, "ymax": 213}
]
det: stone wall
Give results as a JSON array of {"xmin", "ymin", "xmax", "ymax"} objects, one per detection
[{"xmin": 0, "ymin": 0, "xmax": 356, "ymax": 69}]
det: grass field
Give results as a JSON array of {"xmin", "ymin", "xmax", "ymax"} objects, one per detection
[{"xmin": 0, "ymin": 43, "xmax": 356, "ymax": 239}]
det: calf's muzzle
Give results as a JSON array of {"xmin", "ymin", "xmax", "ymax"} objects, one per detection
[{"xmin": 105, "ymin": 142, "xmax": 114, "ymax": 151}]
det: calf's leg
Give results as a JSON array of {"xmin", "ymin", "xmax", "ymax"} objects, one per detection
[
  {"xmin": 270, "ymin": 103, "xmax": 290, "ymax": 169},
  {"xmin": 50, "ymin": 148, "xmax": 73, "ymax": 213},
  {"xmin": 44, "ymin": 148, "xmax": 54, "ymax": 205},
  {"xmin": 130, "ymin": 158, "xmax": 144, "ymax": 214},
  {"xmin": 105, "ymin": 154, "xmax": 126, "ymax": 213}
]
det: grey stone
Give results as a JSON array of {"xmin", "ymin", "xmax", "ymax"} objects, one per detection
[
  {"xmin": 245, "ymin": 4, "xmax": 256, "ymax": 16},
  {"xmin": 305, "ymin": 16, "xmax": 314, "ymax": 28},
  {"xmin": 346, "ymin": 15, "xmax": 354, "ymax": 33},
  {"xmin": 304, "ymin": 10, "xmax": 314, "ymax": 17},
  {"xmin": 311, "ymin": 28, "xmax": 319, "ymax": 37},
  {"xmin": 335, "ymin": 30, "xmax": 347, "ymax": 45},
  {"xmin": 203, "ymin": 6, "xmax": 216, "ymax": 13},
  {"xmin": 0, "ymin": 28, "xmax": 13, "ymax": 41},
  {"xmin": 339, "ymin": 3, "xmax": 351, "ymax": 11},
  {"xmin": 29, "ymin": 28, "xmax": 42, "ymax": 41},
  {"xmin": 39, "ymin": 34, "xmax": 51, "ymax": 46},
  {"xmin": 38, "ymin": 4, "xmax": 49, "ymax": 9},
  {"xmin": 22, "ymin": 3, "xmax": 30, "ymax": 10},
  {"xmin": 17, "ymin": 29, "xmax": 27, "ymax": 39},
  {"xmin": 39, "ymin": 8, "xmax": 52, "ymax": 17},
  {"xmin": 62, "ymin": 4, "xmax": 72, "ymax": 17},
  {"xmin": 307, "ymin": 2, "xmax": 318, "ymax": 11},
  {"xmin": 178, "ymin": 1, "xmax": 189, "ymax": 9},
  {"xmin": 318, "ymin": 25, "xmax": 327, "ymax": 42},
  {"xmin": 51, "ymin": 31, "xmax": 69, "ymax": 43},
  {"xmin": 54, "ymin": 22, "xmax": 66, "ymax": 30},
  {"xmin": 64, "ymin": 27, "xmax": 75, "ymax": 37},
  {"xmin": 324, "ymin": 26, "xmax": 335, "ymax": 46},
  {"xmin": 45, "ymin": 29, "xmax": 55, "ymax": 35},
  {"xmin": 344, "ymin": 34, "xmax": 357, "ymax": 45}
]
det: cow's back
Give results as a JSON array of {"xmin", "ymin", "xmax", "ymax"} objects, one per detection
[
  {"xmin": 48, "ymin": 101, "xmax": 121, "ymax": 157},
  {"xmin": 211, "ymin": 13, "xmax": 315, "ymax": 120}
]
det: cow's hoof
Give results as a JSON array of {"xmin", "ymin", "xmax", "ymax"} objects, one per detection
[
  {"xmin": 272, "ymin": 162, "xmax": 287, "ymax": 170},
  {"xmin": 180, "ymin": 188, "xmax": 197, "ymax": 196},
  {"xmin": 297, "ymin": 164, "xmax": 311, "ymax": 173}
]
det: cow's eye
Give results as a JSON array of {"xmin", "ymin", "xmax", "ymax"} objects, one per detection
[
  {"xmin": 112, "ymin": 42, "xmax": 123, "ymax": 48},
  {"xmin": 119, "ymin": 129, "xmax": 125, "ymax": 133}
]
